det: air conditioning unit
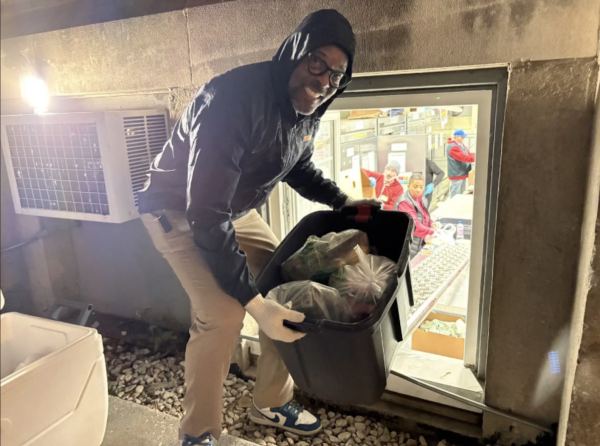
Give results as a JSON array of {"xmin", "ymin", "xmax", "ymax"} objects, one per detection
[{"xmin": 0, "ymin": 110, "xmax": 169, "ymax": 223}]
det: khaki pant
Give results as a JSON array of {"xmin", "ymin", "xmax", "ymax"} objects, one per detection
[{"xmin": 141, "ymin": 210, "xmax": 294, "ymax": 439}]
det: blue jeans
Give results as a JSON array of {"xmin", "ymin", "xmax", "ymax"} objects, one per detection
[{"xmin": 450, "ymin": 179, "xmax": 467, "ymax": 197}]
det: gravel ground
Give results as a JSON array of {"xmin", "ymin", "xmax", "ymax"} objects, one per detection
[{"xmin": 104, "ymin": 337, "xmax": 457, "ymax": 446}]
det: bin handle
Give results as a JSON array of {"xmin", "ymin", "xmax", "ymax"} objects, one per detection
[
  {"xmin": 340, "ymin": 204, "xmax": 379, "ymax": 223},
  {"xmin": 396, "ymin": 236, "xmax": 414, "ymax": 307},
  {"xmin": 405, "ymin": 266, "xmax": 415, "ymax": 307},
  {"xmin": 283, "ymin": 318, "xmax": 322, "ymax": 334},
  {"xmin": 396, "ymin": 237, "xmax": 411, "ymax": 278}
]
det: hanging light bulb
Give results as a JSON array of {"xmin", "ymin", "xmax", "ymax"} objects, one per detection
[{"xmin": 20, "ymin": 75, "xmax": 49, "ymax": 114}]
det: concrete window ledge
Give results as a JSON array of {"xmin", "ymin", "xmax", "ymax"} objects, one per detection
[{"xmin": 102, "ymin": 396, "xmax": 254, "ymax": 446}]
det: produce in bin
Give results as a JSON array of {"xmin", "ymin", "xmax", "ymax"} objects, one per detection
[
  {"xmin": 281, "ymin": 229, "xmax": 369, "ymax": 282},
  {"xmin": 421, "ymin": 318, "xmax": 466, "ymax": 338},
  {"xmin": 265, "ymin": 280, "xmax": 354, "ymax": 322},
  {"xmin": 329, "ymin": 246, "xmax": 396, "ymax": 319}
]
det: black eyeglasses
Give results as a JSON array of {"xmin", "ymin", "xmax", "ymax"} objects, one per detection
[{"xmin": 307, "ymin": 53, "xmax": 351, "ymax": 89}]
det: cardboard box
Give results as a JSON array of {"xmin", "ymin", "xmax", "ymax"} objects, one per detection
[
  {"xmin": 339, "ymin": 168, "xmax": 363, "ymax": 199},
  {"xmin": 412, "ymin": 311, "xmax": 466, "ymax": 360},
  {"xmin": 361, "ymin": 169, "xmax": 375, "ymax": 198},
  {"xmin": 468, "ymin": 169, "xmax": 475, "ymax": 186}
]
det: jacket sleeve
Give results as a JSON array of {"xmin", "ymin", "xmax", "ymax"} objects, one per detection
[
  {"xmin": 185, "ymin": 86, "xmax": 259, "ymax": 306},
  {"xmin": 362, "ymin": 169, "xmax": 383, "ymax": 181},
  {"xmin": 397, "ymin": 201, "xmax": 434, "ymax": 238},
  {"xmin": 449, "ymin": 145, "xmax": 476, "ymax": 163},
  {"xmin": 283, "ymin": 145, "xmax": 348, "ymax": 210},
  {"xmin": 430, "ymin": 160, "xmax": 445, "ymax": 187}
]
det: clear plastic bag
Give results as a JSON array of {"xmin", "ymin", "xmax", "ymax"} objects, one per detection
[
  {"xmin": 265, "ymin": 280, "xmax": 354, "ymax": 322},
  {"xmin": 329, "ymin": 247, "xmax": 396, "ymax": 319},
  {"xmin": 282, "ymin": 229, "xmax": 370, "ymax": 282}
]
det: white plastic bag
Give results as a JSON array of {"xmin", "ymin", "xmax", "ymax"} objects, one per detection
[
  {"xmin": 329, "ymin": 247, "xmax": 396, "ymax": 319},
  {"xmin": 265, "ymin": 280, "xmax": 354, "ymax": 323},
  {"xmin": 282, "ymin": 229, "xmax": 370, "ymax": 282},
  {"xmin": 430, "ymin": 223, "xmax": 456, "ymax": 246}
]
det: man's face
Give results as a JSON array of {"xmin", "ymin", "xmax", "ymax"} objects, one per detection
[
  {"xmin": 408, "ymin": 180, "xmax": 425, "ymax": 198},
  {"xmin": 384, "ymin": 167, "xmax": 398, "ymax": 183},
  {"xmin": 288, "ymin": 45, "xmax": 349, "ymax": 116},
  {"xmin": 455, "ymin": 135, "xmax": 464, "ymax": 144}
]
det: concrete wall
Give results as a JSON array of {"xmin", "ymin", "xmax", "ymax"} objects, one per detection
[
  {"xmin": 563, "ymin": 200, "xmax": 600, "ymax": 445},
  {"xmin": 1, "ymin": 161, "xmax": 36, "ymax": 313},
  {"xmin": 2, "ymin": 0, "xmax": 599, "ymax": 98},
  {"xmin": 482, "ymin": 58, "xmax": 598, "ymax": 442},
  {"xmin": 71, "ymin": 218, "xmax": 190, "ymax": 329},
  {"xmin": 1, "ymin": 0, "xmax": 600, "ymax": 441},
  {"xmin": 557, "ymin": 84, "xmax": 600, "ymax": 446}
]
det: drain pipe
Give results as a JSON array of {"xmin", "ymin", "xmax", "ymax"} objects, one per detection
[
  {"xmin": 1, "ymin": 229, "xmax": 50, "ymax": 253},
  {"xmin": 389, "ymin": 370, "xmax": 553, "ymax": 434},
  {"xmin": 1, "ymin": 223, "xmax": 77, "ymax": 254}
]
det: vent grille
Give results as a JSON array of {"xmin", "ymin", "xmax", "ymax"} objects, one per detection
[
  {"xmin": 123, "ymin": 115, "xmax": 168, "ymax": 206},
  {"xmin": 6, "ymin": 122, "xmax": 110, "ymax": 215}
]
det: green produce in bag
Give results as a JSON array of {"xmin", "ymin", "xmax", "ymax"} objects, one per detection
[
  {"xmin": 265, "ymin": 280, "xmax": 354, "ymax": 323},
  {"xmin": 282, "ymin": 229, "xmax": 369, "ymax": 283},
  {"xmin": 329, "ymin": 247, "xmax": 396, "ymax": 320}
]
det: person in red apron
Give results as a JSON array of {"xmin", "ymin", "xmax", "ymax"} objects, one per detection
[
  {"xmin": 362, "ymin": 160, "xmax": 404, "ymax": 210},
  {"xmin": 395, "ymin": 173, "xmax": 436, "ymax": 258}
]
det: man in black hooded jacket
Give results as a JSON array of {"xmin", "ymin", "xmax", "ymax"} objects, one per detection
[{"xmin": 138, "ymin": 10, "xmax": 378, "ymax": 446}]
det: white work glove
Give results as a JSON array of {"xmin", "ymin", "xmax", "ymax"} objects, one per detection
[
  {"xmin": 245, "ymin": 294, "xmax": 306, "ymax": 343},
  {"xmin": 344, "ymin": 197, "xmax": 383, "ymax": 208}
]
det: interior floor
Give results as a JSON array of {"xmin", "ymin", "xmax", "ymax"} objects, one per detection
[{"xmin": 436, "ymin": 266, "xmax": 470, "ymax": 313}]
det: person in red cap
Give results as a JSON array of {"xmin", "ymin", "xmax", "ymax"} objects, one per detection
[
  {"xmin": 362, "ymin": 159, "xmax": 404, "ymax": 210},
  {"xmin": 446, "ymin": 129, "xmax": 475, "ymax": 197}
]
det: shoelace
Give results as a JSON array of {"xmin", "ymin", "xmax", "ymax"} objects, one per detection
[{"xmin": 281, "ymin": 402, "xmax": 302, "ymax": 417}]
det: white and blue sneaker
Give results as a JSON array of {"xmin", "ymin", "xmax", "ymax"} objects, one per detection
[
  {"xmin": 249, "ymin": 402, "xmax": 322, "ymax": 436},
  {"xmin": 180, "ymin": 432, "xmax": 213, "ymax": 445}
]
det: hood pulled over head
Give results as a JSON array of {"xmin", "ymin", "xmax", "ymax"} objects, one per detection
[{"xmin": 272, "ymin": 9, "xmax": 356, "ymax": 118}]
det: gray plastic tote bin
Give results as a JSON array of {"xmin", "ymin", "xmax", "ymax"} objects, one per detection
[{"xmin": 256, "ymin": 205, "xmax": 414, "ymax": 405}]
